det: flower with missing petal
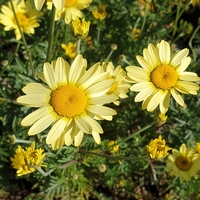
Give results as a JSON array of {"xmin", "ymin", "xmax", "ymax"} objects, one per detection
[
  {"xmin": 17, "ymin": 55, "xmax": 117, "ymax": 149},
  {"xmin": 10, "ymin": 142, "xmax": 45, "ymax": 176},
  {"xmin": 126, "ymin": 40, "xmax": 200, "ymax": 113},
  {"xmin": 165, "ymin": 143, "xmax": 200, "ymax": 182},
  {"xmin": 146, "ymin": 135, "xmax": 172, "ymax": 159},
  {"xmin": 0, "ymin": 0, "xmax": 40, "ymax": 40}
]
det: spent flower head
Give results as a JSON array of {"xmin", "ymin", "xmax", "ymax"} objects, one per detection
[
  {"xmin": 146, "ymin": 135, "xmax": 172, "ymax": 159},
  {"xmin": 10, "ymin": 142, "xmax": 46, "ymax": 176},
  {"xmin": 17, "ymin": 55, "xmax": 117, "ymax": 149},
  {"xmin": 0, "ymin": 0, "xmax": 40, "ymax": 40},
  {"xmin": 72, "ymin": 17, "xmax": 90, "ymax": 39},
  {"xmin": 165, "ymin": 143, "xmax": 200, "ymax": 182},
  {"xmin": 126, "ymin": 40, "xmax": 200, "ymax": 113},
  {"xmin": 61, "ymin": 42, "xmax": 76, "ymax": 59},
  {"xmin": 92, "ymin": 4, "xmax": 107, "ymax": 21}
]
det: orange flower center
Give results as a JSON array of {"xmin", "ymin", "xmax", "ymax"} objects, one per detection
[
  {"xmin": 16, "ymin": 13, "xmax": 29, "ymax": 27},
  {"xmin": 175, "ymin": 155, "xmax": 192, "ymax": 171},
  {"xmin": 51, "ymin": 85, "xmax": 87, "ymax": 117},
  {"xmin": 151, "ymin": 65, "xmax": 178, "ymax": 90},
  {"xmin": 65, "ymin": 0, "xmax": 76, "ymax": 7}
]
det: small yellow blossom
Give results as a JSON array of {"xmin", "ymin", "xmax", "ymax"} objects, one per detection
[
  {"xmin": 108, "ymin": 140, "xmax": 119, "ymax": 154},
  {"xmin": 146, "ymin": 135, "xmax": 172, "ymax": 159},
  {"xmin": 0, "ymin": 0, "xmax": 40, "ymax": 40},
  {"xmin": 72, "ymin": 18, "xmax": 90, "ymax": 39},
  {"xmin": 10, "ymin": 142, "xmax": 46, "ymax": 176},
  {"xmin": 92, "ymin": 4, "xmax": 107, "ymax": 21},
  {"xmin": 156, "ymin": 112, "xmax": 168, "ymax": 126},
  {"xmin": 61, "ymin": 42, "xmax": 76, "ymax": 59}
]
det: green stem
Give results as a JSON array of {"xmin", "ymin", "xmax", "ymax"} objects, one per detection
[
  {"xmin": 79, "ymin": 149, "xmax": 148, "ymax": 161},
  {"xmin": 116, "ymin": 121, "xmax": 155, "ymax": 147},
  {"xmin": 10, "ymin": 0, "xmax": 34, "ymax": 77},
  {"xmin": 189, "ymin": 24, "xmax": 200, "ymax": 62},
  {"xmin": 46, "ymin": 5, "xmax": 56, "ymax": 62},
  {"xmin": 76, "ymin": 39, "xmax": 81, "ymax": 56},
  {"xmin": 140, "ymin": 3, "xmax": 148, "ymax": 37},
  {"xmin": 105, "ymin": 50, "xmax": 114, "ymax": 62},
  {"xmin": 96, "ymin": 24, "xmax": 101, "ymax": 48}
]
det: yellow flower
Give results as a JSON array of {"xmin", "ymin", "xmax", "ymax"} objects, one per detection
[
  {"xmin": 10, "ymin": 142, "xmax": 46, "ymax": 176},
  {"xmin": 165, "ymin": 143, "xmax": 200, "ymax": 182},
  {"xmin": 72, "ymin": 17, "xmax": 90, "ymax": 39},
  {"xmin": 191, "ymin": 0, "xmax": 200, "ymax": 7},
  {"xmin": 47, "ymin": 0, "xmax": 92, "ymax": 24},
  {"xmin": 108, "ymin": 140, "xmax": 119, "ymax": 154},
  {"xmin": 101, "ymin": 62, "xmax": 130, "ymax": 106},
  {"xmin": 61, "ymin": 42, "xmax": 76, "ymax": 59},
  {"xmin": 126, "ymin": 40, "xmax": 200, "ymax": 113},
  {"xmin": 0, "ymin": 0, "xmax": 40, "ymax": 40},
  {"xmin": 146, "ymin": 135, "xmax": 172, "ymax": 159},
  {"xmin": 92, "ymin": 4, "xmax": 107, "ymax": 21},
  {"xmin": 17, "ymin": 55, "xmax": 117, "ymax": 149},
  {"xmin": 195, "ymin": 142, "xmax": 200, "ymax": 154}
]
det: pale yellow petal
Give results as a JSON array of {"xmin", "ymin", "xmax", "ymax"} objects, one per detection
[
  {"xmin": 176, "ymin": 57, "xmax": 191, "ymax": 72},
  {"xmin": 34, "ymin": 0, "xmax": 45, "ymax": 10},
  {"xmin": 28, "ymin": 114, "xmax": 55, "ymax": 135},
  {"xmin": 55, "ymin": 57, "xmax": 70, "ymax": 85},
  {"xmin": 74, "ymin": 131, "xmax": 84, "ymax": 146},
  {"xmin": 17, "ymin": 94, "xmax": 50, "ymax": 107},
  {"xmin": 178, "ymin": 72, "xmax": 200, "ymax": 81},
  {"xmin": 87, "ymin": 105, "xmax": 116, "ymax": 116},
  {"xmin": 170, "ymin": 48, "xmax": 189, "ymax": 67},
  {"xmin": 136, "ymin": 55, "xmax": 152, "ymax": 71},
  {"xmin": 21, "ymin": 106, "xmax": 53, "ymax": 126},
  {"xmin": 92, "ymin": 131, "xmax": 101, "ymax": 144},
  {"xmin": 75, "ymin": 116, "xmax": 103, "ymax": 134},
  {"xmin": 147, "ymin": 90, "xmax": 166, "ymax": 112},
  {"xmin": 53, "ymin": 0, "xmax": 65, "ymax": 10},
  {"xmin": 170, "ymin": 88, "xmax": 185, "ymax": 106},
  {"xmin": 126, "ymin": 66, "xmax": 150, "ymax": 82},
  {"xmin": 88, "ymin": 95, "xmax": 118, "ymax": 105},
  {"xmin": 22, "ymin": 83, "xmax": 51, "ymax": 95},
  {"xmin": 69, "ymin": 54, "xmax": 86, "ymax": 84},
  {"xmin": 46, "ymin": 118, "xmax": 69, "ymax": 144},
  {"xmin": 158, "ymin": 40, "xmax": 170, "ymax": 64},
  {"xmin": 43, "ymin": 62, "xmax": 57, "ymax": 89},
  {"xmin": 86, "ymin": 80, "xmax": 114, "ymax": 97}
]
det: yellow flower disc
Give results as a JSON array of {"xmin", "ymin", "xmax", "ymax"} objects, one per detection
[
  {"xmin": 175, "ymin": 155, "xmax": 192, "ymax": 171},
  {"xmin": 65, "ymin": 0, "xmax": 76, "ymax": 7},
  {"xmin": 16, "ymin": 13, "xmax": 29, "ymax": 27},
  {"xmin": 51, "ymin": 85, "xmax": 87, "ymax": 117},
  {"xmin": 151, "ymin": 65, "xmax": 178, "ymax": 90}
]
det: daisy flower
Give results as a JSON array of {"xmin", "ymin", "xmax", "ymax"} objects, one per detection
[
  {"xmin": 17, "ymin": 55, "xmax": 117, "ymax": 149},
  {"xmin": 47, "ymin": 0, "xmax": 92, "ymax": 24},
  {"xmin": 0, "ymin": 0, "xmax": 40, "ymax": 40},
  {"xmin": 92, "ymin": 4, "xmax": 107, "ymax": 21},
  {"xmin": 101, "ymin": 62, "xmax": 130, "ymax": 105},
  {"xmin": 126, "ymin": 40, "xmax": 200, "ymax": 113},
  {"xmin": 165, "ymin": 143, "xmax": 200, "ymax": 182},
  {"xmin": 10, "ymin": 142, "xmax": 46, "ymax": 176}
]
